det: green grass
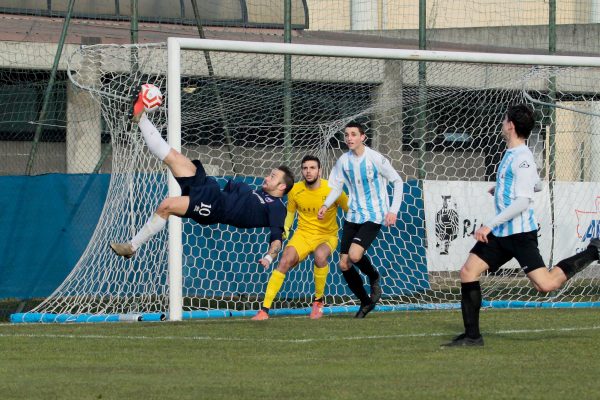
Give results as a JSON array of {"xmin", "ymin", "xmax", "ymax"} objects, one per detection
[{"xmin": 1, "ymin": 308, "xmax": 599, "ymax": 400}]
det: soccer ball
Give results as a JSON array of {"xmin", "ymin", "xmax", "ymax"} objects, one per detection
[{"xmin": 140, "ymin": 83, "xmax": 163, "ymax": 113}]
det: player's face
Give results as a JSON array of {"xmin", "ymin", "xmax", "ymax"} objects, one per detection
[
  {"xmin": 344, "ymin": 127, "xmax": 365, "ymax": 151},
  {"xmin": 501, "ymin": 115, "xmax": 512, "ymax": 142},
  {"xmin": 301, "ymin": 160, "xmax": 320, "ymax": 185},
  {"xmin": 262, "ymin": 169, "xmax": 285, "ymax": 192}
]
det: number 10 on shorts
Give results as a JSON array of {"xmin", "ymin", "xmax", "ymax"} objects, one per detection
[{"xmin": 193, "ymin": 202, "xmax": 212, "ymax": 217}]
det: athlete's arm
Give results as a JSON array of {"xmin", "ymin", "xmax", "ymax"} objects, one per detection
[
  {"xmin": 283, "ymin": 191, "xmax": 297, "ymax": 240},
  {"xmin": 378, "ymin": 154, "xmax": 403, "ymax": 226},
  {"xmin": 484, "ymin": 197, "xmax": 531, "ymax": 230},
  {"xmin": 283, "ymin": 210, "xmax": 295, "ymax": 240},
  {"xmin": 259, "ymin": 239, "xmax": 282, "ymax": 269},
  {"xmin": 319, "ymin": 159, "xmax": 345, "ymax": 219},
  {"xmin": 335, "ymin": 190, "xmax": 349, "ymax": 212},
  {"xmin": 379, "ymin": 155, "xmax": 404, "ymax": 214},
  {"xmin": 322, "ymin": 186, "xmax": 343, "ymax": 210},
  {"xmin": 259, "ymin": 201, "xmax": 286, "ymax": 267},
  {"xmin": 476, "ymin": 197, "xmax": 531, "ymax": 243}
]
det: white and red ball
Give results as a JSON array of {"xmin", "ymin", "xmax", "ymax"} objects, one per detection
[{"xmin": 140, "ymin": 83, "xmax": 163, "ymax": 113}]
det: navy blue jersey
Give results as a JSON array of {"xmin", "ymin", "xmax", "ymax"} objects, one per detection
[{"xmin": 220, "ymin": 180, "xmax": 286, "ymax": 242}]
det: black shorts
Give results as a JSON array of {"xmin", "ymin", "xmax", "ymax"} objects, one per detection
[
  {"xmin": 470, "ymin": 231, "xmax": 545, "ymax": 274},
  {"xmin": 340, "ymin": 221, "xmax": 382, "ymax": 254},
  {"xmin": 176, "ymin": 160, "xmax": 223, "ymax": 224}
]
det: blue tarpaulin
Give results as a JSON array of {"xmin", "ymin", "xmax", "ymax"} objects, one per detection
[
  {"xmin": 0, "ymin": 174, "xmax": 109, "ymax": 298},
  {"xmin": 0, "ymin": 174, "xmax": 428, "ymax": 300}
]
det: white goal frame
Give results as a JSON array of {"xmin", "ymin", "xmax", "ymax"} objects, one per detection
[{"xmin": 165, "ymin": 37, "xmax": 600, "ymax": 321}]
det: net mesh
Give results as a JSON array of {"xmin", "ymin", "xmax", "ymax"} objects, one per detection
[{"xmin": 23, "ymin": 41, "xmax": 600, "ymax": 319}]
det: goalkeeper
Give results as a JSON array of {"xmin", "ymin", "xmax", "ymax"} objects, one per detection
[
  {"xmin": 110, "ymin": 89, "xmax": 295, "ymax": 264},
  {"xmin": 252, "ymin": 155, "xmax": 348, "ymax": 320}
]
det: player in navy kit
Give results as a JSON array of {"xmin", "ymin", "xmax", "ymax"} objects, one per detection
[
  {"xmin": 110, "ymin": 89, "xmax": 294, "ymax": 267},
  {"xmin": 442, "ymin": 104, "xmax": 600, "ymax": 347}
]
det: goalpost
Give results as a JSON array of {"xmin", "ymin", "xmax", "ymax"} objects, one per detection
[{"xmin": 12, "ymin": 38, "xmax": 600, "ymax": 323}]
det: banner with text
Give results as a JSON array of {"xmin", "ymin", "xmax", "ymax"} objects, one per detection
[
  {"xmin": 423, "ymin": 181, "xmax": 552, "ymax": 271},
  {"xmin": 552, "ymin": 182, "xmax": 600, "ymax": 263}
]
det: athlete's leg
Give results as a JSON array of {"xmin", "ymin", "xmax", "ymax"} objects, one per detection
[
  {"xmin": 441, "ymin": 253, "xmax": 488, "ymax": 347},
  {"xmin": 276, "ymin": 246, "xmax": 301, "ymax": 274},
  {"xmin": 137, "ymin": 115, "xmax": 197, "ymax": 178},
  {"xmin": 313, "ymin": 242, "xmax": 332, "ymax": 302},
  {"xmin": 263, "ymin": 247, "xmax": 298, "ymax": 307},
  {"xmin": 347, "ymin": 222, "xmax": 383, "ymax": 304},
  {"xmin": 527, "ymin": 240, "xmax": 600, "ymax": 292},
  {"xmin": 348, "ymin": 243, "xmax": 383, "ymax": 306},
  {"xmin": 526, "ymin": 267, "xmax": 567, "ymax": 293},
  {"xmin": 253, "ymin": 245, "xmax": 302, "ymax": 320},
  {"xmin": 338, "ymin": 223, "xmax": 372, "ymax": 317},
  {"xmin": 551, "ymin": 239, "xmax": 600, "ymax": 283},
  {"xmin": 310, "ymin": 247, "xmax": 330, "ymax": 319},
  {"xmin": 347, "ymin": 243, "xmax": 366, "ymax": 265},
  {"xmin": 132, "ymin": 91, "xmax": 196, "ymax": 178},
  {"xmin": 313, "ymin": 242, "xmax": 332, "ymax": 268},
  {"xmin": 110, "ymin": 196, "xmax": 190, "ymax": 258},
  {"xmin": 340, "ymin": 249, "xmax": 372, "ymax": 316},
  {"xmin": 340, "ymin": 253, "xmax": 367, "ymax": 298},
  {"xmin": 458, "ymin": 254, "xmax": 489, "ymax": 340}
]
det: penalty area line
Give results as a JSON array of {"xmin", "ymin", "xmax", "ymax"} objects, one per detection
[{"xmin": 0, "ymin": 325, "xmax": 599, "ymax": 343}]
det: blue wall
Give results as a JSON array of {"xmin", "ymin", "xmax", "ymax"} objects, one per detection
[
  {"xmin": 0, "ymin": 174, "xmax": 109, "ymax": 298},
  {"xmin": 0, "ymin": 175, "xmax": 428, "ymax": 300}
]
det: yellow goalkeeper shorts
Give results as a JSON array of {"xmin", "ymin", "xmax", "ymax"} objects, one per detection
[{"xmin": 286, "ymin": 230, "xmax": 339, "ymax": 262}]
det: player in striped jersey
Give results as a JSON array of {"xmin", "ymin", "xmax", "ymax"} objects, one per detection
[
  {"xmin": 252, "ymin": 155, "xmax": 349, "ymax": 320},
  {"xmin": 318, "ymin": 121, "xmax": 404, "ymax": 318},
  {"xmin": 442, "ymin": 104, "xmax": 600, "ymax": 347}
]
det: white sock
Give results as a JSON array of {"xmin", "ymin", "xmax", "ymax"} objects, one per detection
[
  {"xmin": 130, "ymin": 213, "xmax": 167, "ymax": 250},
  {"xmin": 138, "ymin": 114, "xmax": 171, "ymax": 161}
]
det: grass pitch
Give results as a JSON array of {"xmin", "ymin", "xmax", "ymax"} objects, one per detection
[{"xmin": 1, "ymin": 308, "xmax": 599, "ymax": 400}]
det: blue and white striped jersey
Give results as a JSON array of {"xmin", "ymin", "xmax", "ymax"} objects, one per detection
[
  {"xmin": 492, "ymin": 144, "xmax": 539, "ymax": 237},
  {"xmin": 325, "ymin": 147, "xmax": 403, "ymax": 224}
]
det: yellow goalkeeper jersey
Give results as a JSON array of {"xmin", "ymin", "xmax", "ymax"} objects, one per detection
[{"xmin": 285, "ymin": 179, "xmax": 349, "ymax": 237}]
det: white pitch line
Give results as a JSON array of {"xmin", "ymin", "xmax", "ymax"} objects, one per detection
[{"xmin": 0, "ymin": 325, "xmax": 599, "ymax": 343}]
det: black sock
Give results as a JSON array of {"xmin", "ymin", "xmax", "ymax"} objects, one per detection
[
  {"xmin": 461, "ymin": 281, "xmax": 482, "ymax": 339},
  {"xmin": 342, "ymin": 268, "xmax": 370, "ymax": 305},
  {"xmin": 354, "ymin": 255, "xmax": 379, "ymax": 282},
  {"xmin": 556, "ymin": 246, "xmax": 599, "ymax": 279},
  {"xmin": 261, "ymin": 307, "xmax": 270, "ymax": 313}
]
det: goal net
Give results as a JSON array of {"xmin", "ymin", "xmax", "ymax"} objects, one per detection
[{"xmin": 13, "ymin": 39, "xmax": 600, "ymax": 322}]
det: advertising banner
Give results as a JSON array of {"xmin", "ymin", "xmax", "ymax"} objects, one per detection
[
  {"xmin": 552, "ymin": 182, "xmax": 600, "ymax": 263},
  {"xmin": 423, "ymin": 181, "xmax": 552, "ymax": 271}
]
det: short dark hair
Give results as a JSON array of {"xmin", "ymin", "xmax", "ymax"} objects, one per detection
[
  {"xmin": 506, "ymin": 104, "xmax": 535, "ymax": 139},
  {"xmin": 277, "ymin": 165, "xmax": 295, "ymax": 195},
  {"xmin": 301, "ymin": 154, "xmax": 321, "ymax": 169},
  {"xmin": 345, "ymin": 121, "xmax": 366, "ymax": 135}
]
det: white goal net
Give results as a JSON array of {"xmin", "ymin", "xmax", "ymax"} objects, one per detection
[{"xmin": 14, "ymin": 39, "xmax": 600, "ymax": 322}]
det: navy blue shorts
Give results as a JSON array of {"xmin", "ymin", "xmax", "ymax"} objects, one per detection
[
  {"xmin": 470, "ymin": 231, "xmax": 545, "ymax": 274},
  {"xmin": 176, "ymin": 160, "xmax": 223, "ymax": 225},
  {"xmin": 340, "ymin": 221, "xmax": 382, "ymax": 254}
]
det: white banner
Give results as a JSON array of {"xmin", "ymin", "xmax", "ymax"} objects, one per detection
[
  {"xmin": 423, "ymin": 181, "xmax": 552, "ymax": 271},
  {"xmin": 552, "ymin": 182, "xmax": 600, "ymax": 263}
]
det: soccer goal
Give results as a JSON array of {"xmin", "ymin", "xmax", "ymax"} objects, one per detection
[{"xmin": 12, "ymin": 38, "xmax": 600, "ymax": 323}]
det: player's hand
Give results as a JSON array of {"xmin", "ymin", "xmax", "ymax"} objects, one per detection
[
  {"xmin": 474, "ymin": 226, "xmax": 491, "ymax": 243},
  {"xmin": 384, "ymin": 212, "xmax": 397, "ymax": 227},
  {"xmin": 317, "ymin": 205, "xmax": 328, "ymax": 220},
  {"xmin": 488, "ymin": 186, "xmax": 495, "ymax": 196},
  {"xmin": 258, "ymin": 257, "xmax": 272, "ymax": 269}
]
